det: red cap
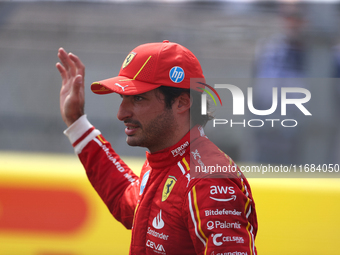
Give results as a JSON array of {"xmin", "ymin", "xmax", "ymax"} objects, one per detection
[{"xmin": 91, "ymin": 40, "xmax": 205, "ymax": 95}]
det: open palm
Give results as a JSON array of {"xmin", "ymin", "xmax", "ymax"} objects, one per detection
[{"xmin": 56, "ymin": 48, "xmax": 85, "ymax": 127}]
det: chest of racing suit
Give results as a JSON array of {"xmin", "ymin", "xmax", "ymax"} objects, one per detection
[{"xmin": 65, "ymin": 116, "xmax": 257, "ymax": 255}]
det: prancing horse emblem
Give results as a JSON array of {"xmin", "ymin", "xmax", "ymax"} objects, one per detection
[
  {"xmin": 162, "ymin": 176, "xmax": 177, "ymax": 202},
  {"xmin": 122, "ymin": 52, "xmax": 136, "ymax": 69}
]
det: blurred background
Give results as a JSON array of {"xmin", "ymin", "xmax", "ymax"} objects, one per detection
[{"xmin": 1, "ymin": 0, "xmax": 340, "ymax": 254}]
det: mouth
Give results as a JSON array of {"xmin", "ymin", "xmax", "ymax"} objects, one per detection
[{"xmin": 124, "ymin": 122, "xmax": 140, "ymax": 136}]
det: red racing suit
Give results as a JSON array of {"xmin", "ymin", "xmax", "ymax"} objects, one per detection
[{"xmin": 64, "ymin": 115, "xmax": 258, "ymax": 255}]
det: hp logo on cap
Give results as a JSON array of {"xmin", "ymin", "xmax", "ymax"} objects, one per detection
[{"xmin": 169, "ymin": 66, "xmax": 185, "ymax": 83}]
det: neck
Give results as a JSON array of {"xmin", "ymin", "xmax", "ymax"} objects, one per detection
[{"xmin": 148, "ymin": 118, "xmax": 190, "ymax": 154}]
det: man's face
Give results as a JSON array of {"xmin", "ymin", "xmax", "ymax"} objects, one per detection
[
  {"xmin": 117, "ymin": 89, "xmax": 177, "ymax": 153},
  {"xmin": 283, "ymin": 16, "xmax": 304, "ymax": 39}
]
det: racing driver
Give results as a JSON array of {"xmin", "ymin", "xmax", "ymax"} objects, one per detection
[{"xmin": 56, "ymin": 40, "xmax": 257, "ymax": 255}]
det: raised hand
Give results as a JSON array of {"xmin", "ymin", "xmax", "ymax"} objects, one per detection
[{"xmin": 56, "ymin": 48, "xmax": 85, "ymax": 127}]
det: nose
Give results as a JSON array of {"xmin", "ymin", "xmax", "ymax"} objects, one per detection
[{"xmin": 117, "ymin": 96, "xmax": 133, "ymax": 121}]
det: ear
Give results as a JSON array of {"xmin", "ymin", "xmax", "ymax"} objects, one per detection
[{"xmin": 173, "ymin": 93, "xmax": 193, "ymax": 114}]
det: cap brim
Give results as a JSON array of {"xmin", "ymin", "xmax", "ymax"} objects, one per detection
[{"xmin": 91, "ymin": 76, "xmax": 162, "ymax": 95}]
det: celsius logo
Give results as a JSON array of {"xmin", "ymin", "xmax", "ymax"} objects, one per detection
[
  {"xmin": 169, "ymin": 66, "xmax": 185, "ymax": 83},
  {"xmin": 213, "ymin": 233, "xmax": 223, "ymax": 246},
  {"xmin": 212, "ymin": 233, "xmax": 244, "ymax": 246},
  {"xmin": 152, "ymin": 210, "xmax": 165, "ymax": 229}
]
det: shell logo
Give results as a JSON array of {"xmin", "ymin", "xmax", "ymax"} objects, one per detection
[{"xmin": 0, "ymin": 187, "xmax": 88, "ymax": 234}]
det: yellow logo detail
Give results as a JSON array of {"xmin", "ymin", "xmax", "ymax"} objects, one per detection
[
  {"xmin": 162, "ymin": 176, "xmax": 177, "ymax": 202},
  {"xmin": 122, "ymin": 52, "xmax": 136, "ymax": 69}
]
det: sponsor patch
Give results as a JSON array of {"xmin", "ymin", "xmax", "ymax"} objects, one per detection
[
  {"xmin": 114, "ymin": 83, "xmax": 129, "ymax": 92},
  {"xmin": 140, "ymin": 170, "xmax": 150, "ymax": 195},
  {"xmin": 162, "ymin": 176, "xmax": 177, "ymax": 202},
  {"xmin": 152, "ymin": 210, "xmax": 164, "ymax": 229},
  {"xmin": 205, "ymin": 208, "xmax": 242, "ymax": 217},
  {"xmin": 212, "ymin": 234, "xmax": 244, "ymax": 246},
  {"xmin": 210, "ymin": 251, "xmax": 248, "ymax": 255},
  {"xmin": 146, "ymin": 240, "xmax": 166, "ymax": 254},
  {"xmin": 122, "ymin": 52, "xmax": 137, "ymax": 69},
  {"xmin": 207, "ymin": 220, "xmax": 241, "ymax": 230},
  {"xmin": 147, "ymin": 227, "xmax": 169, "ymax": 241},
  {"xmin": 209, "ymin": 185, "xmax": 236, "ymax": 202},
  {"xmin": 171, "ymin": 141, "xmax": 189, "ymax": 157},
  {"xmin": 169, "ymin": 66, "xmax": 185, "ymax": 83}
]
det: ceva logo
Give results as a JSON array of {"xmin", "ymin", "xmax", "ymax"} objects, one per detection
[{"xmin": 146, "ymin": 240, "xmax": 166, "ymax": 253}]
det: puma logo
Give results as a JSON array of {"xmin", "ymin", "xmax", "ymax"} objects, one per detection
[{"xmin": 114, "ymin": 83, "xmax": 129, "ymax": 92}]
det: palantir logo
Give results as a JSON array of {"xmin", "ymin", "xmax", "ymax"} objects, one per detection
[
  {"xmin": 169, "ymin": 66, "xmax": 185, "ymax": 83},
  {"xmin": 207, "ymin": 221, "xmax": 214, "ymax": 230}
]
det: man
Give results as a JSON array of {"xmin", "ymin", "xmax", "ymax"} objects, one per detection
[
  {"xmin": 56, "ymin": 40, "xmax": 257, "ymax": 255},
  {"xmin": 252, "ymin": 4, "xmax": 307, "ymax": 165}
]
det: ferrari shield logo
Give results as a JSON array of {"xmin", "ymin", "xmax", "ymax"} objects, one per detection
[
  {"xmin": 162, "ymin": 176, "xmax": 177, "ymax": 202},
  {"xmin": 122, "ymin": 52, "xmax": 136, "ymax": 69}
]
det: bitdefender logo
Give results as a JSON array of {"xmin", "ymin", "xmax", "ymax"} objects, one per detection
[{"xmin": 200, "ymin": 83, "xmax": 312, "ymax": 128}]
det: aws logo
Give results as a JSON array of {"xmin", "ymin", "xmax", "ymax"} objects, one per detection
[
  {"xmin": 209, "ymin": 185, "xmax": 236, "ymax": 202},
  {"xmin": 162, "ymin": 176, "xmax": 177, "ymax": 202},
  {"xmin": 197, "ymin": 82, "xmax": 223, "ymax": 115}
]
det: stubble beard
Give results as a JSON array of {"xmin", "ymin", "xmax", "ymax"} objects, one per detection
[{"xmin": 126, "ymin": 108, "xmax": 178, "ymax": 152}]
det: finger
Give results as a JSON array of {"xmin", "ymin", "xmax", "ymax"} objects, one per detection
[
  {"xmin": 69, "ymin": 53, "xmax": 85, "ymax": 76},
  {"xmin": 58, "ymin": 48, "xmax": 76, "ymax": 74},
  {"xmin": 56, "ymin": 62, "xmax": 67, "ymax": 81},
  {"xmin": 57, "ymin": 48, "xmax": 70, "ymax": 70}
]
